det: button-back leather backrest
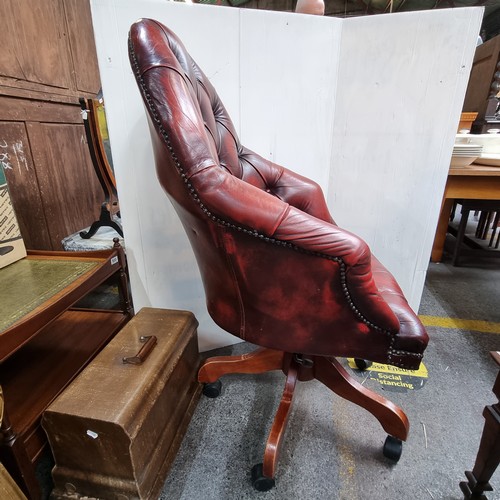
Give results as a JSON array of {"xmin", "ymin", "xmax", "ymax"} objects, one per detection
[{"xmin": 128, "ymin": 19, "xmax": 335, "ymax": 223}]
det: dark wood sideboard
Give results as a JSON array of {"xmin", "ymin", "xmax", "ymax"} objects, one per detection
[{"xmin": 0, "ymin": 242, "xmax": 133, "ymax": 499}]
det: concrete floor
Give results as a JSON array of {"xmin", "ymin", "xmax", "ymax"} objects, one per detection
[{"xmin": 159, "ymin": 253, "xmax": 500, "ymax": 500}]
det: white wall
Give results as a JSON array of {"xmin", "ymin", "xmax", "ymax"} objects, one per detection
[{"xmin": 90, "ymin": 1, "xmax": 482, "ymax": 351}]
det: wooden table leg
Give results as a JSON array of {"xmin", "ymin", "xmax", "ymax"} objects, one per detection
[
  {"xmin": 452, "ymin": 206, "xmax": 471, "ymax": 266},
  {"xmin": 460, "ymin": 405, "xmax": 500, "ymax": 498},
  {"xmin": 0, "ymin": 413, "xmax": 41, "ymax": 499},
  {"xmin": 460, "ymin": 352, "xmax": 500, "ymax": 499},
  {"xmin": 431, "ymin": 197, "xmax": 454, "ymax": 263}
]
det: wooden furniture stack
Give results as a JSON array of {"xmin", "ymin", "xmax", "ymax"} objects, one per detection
[
  {"xmin": 0, "ymin": 0, "xmax": 103, "ymax": 251},
  {"xmin": 463, "ymin": 35, "xmax": 500, "ymax": 133},
  {"xmin": 0, "ymin": 242, "xmax": 133, "ymax": 499}
]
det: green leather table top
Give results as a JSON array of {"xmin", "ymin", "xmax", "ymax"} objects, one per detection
[{"xmin": 0, "ymin": 258, "xmax": 99, "ymax": 333}]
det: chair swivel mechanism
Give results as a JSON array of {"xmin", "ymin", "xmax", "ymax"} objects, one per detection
[{"xmin": 128, "ymin": 19, "xmax": 429, "ymax": 491}]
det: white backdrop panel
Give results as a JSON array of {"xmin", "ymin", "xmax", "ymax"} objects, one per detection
[
  {"xmin": 329, "ymin": 8, "xmax": 482, "ymax": 307},
  {"xmin": 91, "ymin": 1, "xmax": 241, "ymax": 350},
  {"xmin": 90, "ymin": 1, "xmax": 482, "ymax": 351},
  {"xmin": 239, "ymin": 10, "xmax": 342, "ymax": 189}
]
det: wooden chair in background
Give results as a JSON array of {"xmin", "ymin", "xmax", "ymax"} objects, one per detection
[
  {"xmin": 449, "ymin": 200, "xmax": 500, "ymax": 266},
  {"xmin": 79, "ymin": 98, "xmax": 123, "ymax": 239}
]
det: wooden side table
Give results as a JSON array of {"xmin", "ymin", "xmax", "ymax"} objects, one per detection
[
  {"xmin": 460, "ymin": 351, "xmax": 500, "ymax": 499},
  {"xmin": 0, "ymin": 240, "xmax": 133, "ymax": 499}
]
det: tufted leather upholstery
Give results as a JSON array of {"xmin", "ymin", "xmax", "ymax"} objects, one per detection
[{"xmin": 128, "ymin": 18, "xmax": 428, "ymax": 370}]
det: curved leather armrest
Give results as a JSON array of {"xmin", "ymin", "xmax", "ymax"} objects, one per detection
[
  {"xmin": 273, "ymin": 206, "xmax": 401, "ymax": 333},
  {"xmin": 193, "ymin": 163, "xmax": 366, "ymax": 265},
  {"xmin": 192, "ymin": 165, "xmax": 400, "ymax": 333}
]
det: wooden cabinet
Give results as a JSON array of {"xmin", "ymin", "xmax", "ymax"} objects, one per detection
[
  {"xmin": 462, "ymin": 35, "xmax": 500, "ymax": 133},
  {"xmin": 0, "ymin": 0, "xmax": 104, "ymax": 251},
  {"xmin": 0, "ymin": 244, "xmax": 133, "ymax": 499}
]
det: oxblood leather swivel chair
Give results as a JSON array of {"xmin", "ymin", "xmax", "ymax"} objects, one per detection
[{"xmin": 128, "ymin": 19, "xmax": 429, "ymax": 491}]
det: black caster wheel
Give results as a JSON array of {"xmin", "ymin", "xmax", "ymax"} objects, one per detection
[
  {"xmin": 383, "ymin": 435, "xmax": 403, "ymax": 462},
  {"xmin": 354, "ymin": 358, "xmax": 373, "ymax": 370},
  {"xmin": 251, "ymin": 463, "xmax": 275, "ymax": 492},
  {"xmin": 202, "ymin": 380, "xmax": 222, "ymax": 398}
]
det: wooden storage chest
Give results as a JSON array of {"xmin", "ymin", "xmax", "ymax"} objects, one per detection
[{"xmin": 42, "ymin": 307, "xmax": 201, "ymax": 500}]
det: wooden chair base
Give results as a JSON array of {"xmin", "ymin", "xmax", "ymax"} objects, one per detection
[{"xmin": 198, "ymin": 347, "xmax": 409, "ymax": 490}]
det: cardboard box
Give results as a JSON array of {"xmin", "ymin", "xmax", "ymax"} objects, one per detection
[{"xmin": 0, "ymin": 167, "xmax": 26, "ymax": 268}]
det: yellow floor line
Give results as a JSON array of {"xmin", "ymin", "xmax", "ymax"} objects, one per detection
[{"xmin": 419, "ymin": 315, "xmax": 500, "ymax": 334}]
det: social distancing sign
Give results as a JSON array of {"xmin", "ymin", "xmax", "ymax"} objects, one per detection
[{"xmin": 347, "ymin": 358, "xmax": 428, "ymax": 393}]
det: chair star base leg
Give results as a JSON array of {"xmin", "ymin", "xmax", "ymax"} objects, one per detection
[
  {"xmin": 261, "ymin": 359, "xmax": 299, "ymax": 481},
  {"xmin": 314, "ymin": 356, "xmax": 409, "ymax": 441},
  {"xmin": 198, "ymin": 347, "xmax": 284, "ymax": 383}
]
